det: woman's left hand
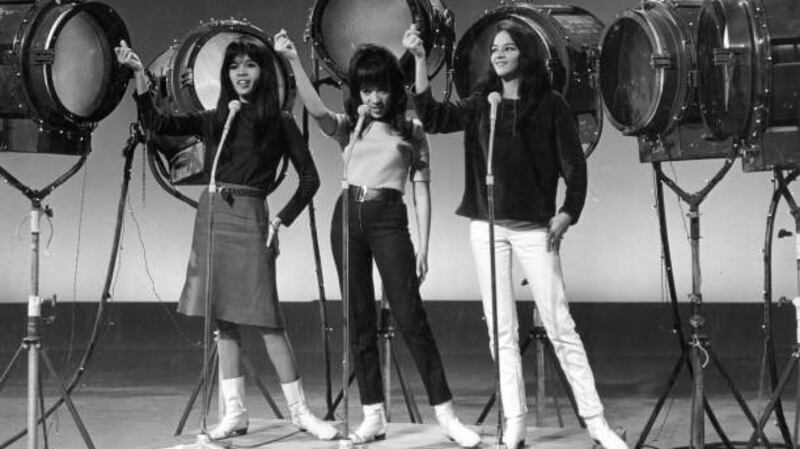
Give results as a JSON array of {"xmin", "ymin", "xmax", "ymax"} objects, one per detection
[
  {"xmin": 267, "ymin": 220, "xmax": 281, "ymax": 256},
  {"xmin": 416, "ymin": 250, "xmax": 429, "ymax": 284},
  {"xmin": 547, "ymin": 212, "xmax": 572, "ymax": 252}
]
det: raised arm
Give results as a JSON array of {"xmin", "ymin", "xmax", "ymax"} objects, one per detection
[
  {"xmin": 402, "ymin": 26, "xmax": 475, "ymax": 134},
  {"xmin": 115, "ymin": 40, "xmax": 148, "ymax": 95},
  {"xmin": 274, "ymin": 30, "xmax": 338, "ymax": 136}
]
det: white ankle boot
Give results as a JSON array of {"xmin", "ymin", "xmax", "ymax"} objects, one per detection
[
  {"xmin": 586, "ymin": 415, "xmax": 628, "ymax": 449},
  {"xmin": 434, "ymin": 400, "xmax": 481, "ymax": 448},
  {"xmin": 503, "ymin": 414, "xmax": 526, "ymax": 449},
  {"xmin": 207, "ymin": 376, "xmax": 249, "ymax": 440},
  {"xmin": 281, "ymin": 379, "xmax": 338, "ymax": 440},
  {"xmin": 349, "ymin": 402, "xmax": 387, "ymax": 444}
]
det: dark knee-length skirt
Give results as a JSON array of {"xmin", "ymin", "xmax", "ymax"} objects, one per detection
[{"xmin": 177, "ymin": 187, "xmax": 285, "ymax": 328}]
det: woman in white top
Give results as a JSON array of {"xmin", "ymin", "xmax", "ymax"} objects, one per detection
[{"xmin": 275, "ymin": 32, "xmax": 480, "ymax": 447}]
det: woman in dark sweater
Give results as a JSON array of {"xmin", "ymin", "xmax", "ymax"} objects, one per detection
[
  {"xmin": 115, "ymin": 38, "xmax": 336, "ymax": 441},
  {"xmin": 404, "ymin": 22, "xmax": 628, "ymax": 449}
]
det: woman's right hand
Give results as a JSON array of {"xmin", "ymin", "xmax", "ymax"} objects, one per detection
[
  {"xmin": 114, "ymin": 40, "xmax": 144, "ymax": 73},
  {"xmin": 273, "ymin": 29, "xmax": 299, "ymax": 62},
  {"xmin": 403, "ymin": 25, "xmax": 425, "ymax": 60}
]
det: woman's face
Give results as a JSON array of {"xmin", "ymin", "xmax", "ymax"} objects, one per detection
[
  {"xmin": 228, "ymin": 54, "xmax": 261, "ymax": 102},
  {"xmin": 359, "ymin": 85, "xmax": 391, "ymax": 119},
  {"xmin": 490, "ymin": 31, "xmax": 520, "ymax": 80}
]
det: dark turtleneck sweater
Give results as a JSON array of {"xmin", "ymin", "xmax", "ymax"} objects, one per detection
[{"xmin": 135, "ymin": 93, "xmax": 319, "ymax": 226}]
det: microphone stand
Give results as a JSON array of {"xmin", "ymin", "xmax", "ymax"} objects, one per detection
[
  {"xmin": 486, "ymin": 96, "xmax": 506, "ymax": 449},
  {"xmin": 339, "ymin": 111, "xmax": 366, "ymax": 449}
]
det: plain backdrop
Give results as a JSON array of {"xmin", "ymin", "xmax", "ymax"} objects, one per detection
[{"xmin": 0, "ymin": 0, "xmax": 794, "ymax": 305}]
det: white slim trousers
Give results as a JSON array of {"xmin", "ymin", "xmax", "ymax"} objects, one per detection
[{"xmin": 469, "ymin": 219, "xmax": 603, "ymax": 419}]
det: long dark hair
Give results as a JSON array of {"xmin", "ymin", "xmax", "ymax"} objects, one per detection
[
  {"xmin": 481, "ymin": 20, "xmax": 552, "ymax": 120},
  {"xmin": 216, "ymin": 37, "xmax": 281, "ymax": 144},
  {"xmin": 344, "ymin": 44, "xmax": 413, "ymax": 139}
]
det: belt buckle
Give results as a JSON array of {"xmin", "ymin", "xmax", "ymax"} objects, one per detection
[{"xmin": 356, "ymin": 185, "xmax": 367, "ymax": 202}]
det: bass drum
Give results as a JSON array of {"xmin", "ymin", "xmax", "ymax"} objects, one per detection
[
  {"xmin": 452, "ymin": 4, "xmax": 604, "ymax": 155},
  {"xmin": 600, "ymin": 0, "xmax": 703, "ymax": 137},
  {"xmin": 145, "ymin": 19, "xmax": 295, "ymax": 185},
  {"xmin": 308, "ymin": 0, "xmax": 454, "ymax": 84}
]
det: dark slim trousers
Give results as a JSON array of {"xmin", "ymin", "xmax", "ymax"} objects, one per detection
[{"xmin": 330, "ymin": 192, "xmax": 452, "ymax": 406}]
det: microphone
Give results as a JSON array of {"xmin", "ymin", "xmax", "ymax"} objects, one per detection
[
  {"xmin": 210, "ymin": 100, "xmax": 243, "ymax": 192},
  {"xmin": 223, "ymin": 100, "xmax": 242, "ymax": 132},
  {"xmin": 487, "ymin": 92, "xmax": 502, "ymax": 121},
  {"xmin": 354, "ymin": 104, "xmax": 370, "ymax": 137},
  {"xmin": 486, "ymin": 92, "xmax": 502, "ymax": 180}
]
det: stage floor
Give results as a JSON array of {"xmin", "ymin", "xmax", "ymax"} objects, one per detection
[{"xmin": 155, "ymin": 420, "xmax": 595, "ymax": 449}]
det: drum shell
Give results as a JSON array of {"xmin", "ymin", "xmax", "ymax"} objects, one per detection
[
  {"xmin": 697, "ymin": 0, "xmax": 800, "ymax": 142},
  {"xmin": 599, "ymin": 0, "xmax": 703, "ymax": 136},
  {"xmin": 453, "ymin": 4, "xmax": 603, "ymax": 114},
  {"xmin": 308, "ymin": 0, "xmax": 454, "ymax": 85}
]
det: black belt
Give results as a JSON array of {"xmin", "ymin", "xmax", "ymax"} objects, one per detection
[
  {"xmin": 217, "ymin": 185, "xmax": 266, "ymax": 198},
  {"xmin": 347, "ymin": 185, "xmax": 402, "ymax": 203}
]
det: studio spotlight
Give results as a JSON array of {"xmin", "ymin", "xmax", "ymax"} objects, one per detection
[
  {"xmin": 452, "ymin": 4, "xmax": 604, "ymax": 154},
  {"xmin": 0, "ymin": 0, "xmax": 130, "ymax": 155},
  {"xmin": 145, "ymin": 19, "xmax": 295, "ymax": 185},
  {"xmin": 599, "ymin": 0, "xmax": 731, "ymax": 162},
  {"xmin": 696, "ymin": 0, "xmax": 800, "ymax": 171},
  {"xmin": 307, "ymin": 0, "xmax": 454, "ymax": 85}
]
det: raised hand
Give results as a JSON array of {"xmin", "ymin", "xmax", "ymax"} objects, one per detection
[
  {"xmin": 114, "ymin": 40, "xmax": 143, "ymax": 73},
  {"xmin": 402, "ymin": 24, "xmax": 425, "ymax": 60},
  {"xmin": 273, "ymin": 29, "xmax": 299, "ymax": 62}
]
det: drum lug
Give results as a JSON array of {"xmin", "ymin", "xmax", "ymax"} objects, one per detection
[{"xmin": 650, "ymin": 53, "xmax": 674, "ymax": 69}]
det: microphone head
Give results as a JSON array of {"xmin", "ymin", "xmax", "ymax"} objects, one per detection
[
  {"xmin": 228, "ymin": 100, "xmax": 242, "ymax": 113},
  {"xmin": 487, "ymin": 92, "xmax": 502, "ymax": 107},
  {"xmin": 357, "ymin": 104, "xmax": 370, "ymax": 118}
]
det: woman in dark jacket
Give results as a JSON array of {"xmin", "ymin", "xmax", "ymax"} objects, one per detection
[
  {"xmin": 404, "ymin": 21, "xmax": 628, "ymax": 449},
  {"xmin": 116, "ymin": 38, "xmax": 336, "ymax": 441}
]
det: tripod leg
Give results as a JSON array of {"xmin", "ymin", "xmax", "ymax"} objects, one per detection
[
  {"xmin": 636, "ymin": 350, "xmax": 687, "ymax": 448},
  {"xmin": 325, "ymin": 371, "xmax": 357, "ymax": 421},
  {"xmin": 550, "ymin": 384, "xmax": 565, "ymax": 428},
  {"xmin": 39, "ymin": 349, "xmax": 95, "ymax": 449},
  {"xmin": 390, "ymin": 346, "xmax": 422, "ymax": 423},
  {"xmin": 766, "ymin": 334, "xmax": 794, "ymax": 445},
  {"xmin": 476, "ymin": 332, "xmax": 535, "ymax": 426},
  {"xmin": 746, "ymin": 355, "xmax": 798, "ymax": 449},
  {"xmin": 175, "ymin": 346, "xmax": 218, "ymax": 436},
  {"xmin": 542, "ymin": 337, "xmax": 583, "ymax": 427},
  {"xmin": 241, "ymin": 354, "xmax": 284, "ymax": 419},
  {"xmin": 0, "ymin": 344, "xmax": 23, "ymax": 391},
  {"xmin": 706, "ymin": 346, "xmax": 767, "ymax": 445},
  {"xmin": 38, "ymin": 370, "xmax": 48, "ymax": 449}
]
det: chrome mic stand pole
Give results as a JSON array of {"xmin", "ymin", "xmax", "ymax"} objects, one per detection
[{"xmin": 486, "ymin": 96, "xmax": 505, "ymax": 449}]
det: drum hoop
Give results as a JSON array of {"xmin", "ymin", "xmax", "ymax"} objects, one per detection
[
  {"xmin": 168, "ymin": 20, "xmax": 294, "ymax": 113},
  {"xmin": 697, "ymin": 0, "xmax": 754, "ymax": 139},
  {"xmin": 452, "ymin": 4, "xmax": 569, "ymax": 98},
  {"xmin": 308, "ymin": 0, "xmax": 444, "ymax": 85}
]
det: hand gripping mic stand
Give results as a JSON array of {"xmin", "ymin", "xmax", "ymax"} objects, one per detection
[
  {"xmin": 0, "ymin": 154, "xmax": 92, "ymax": 449},
  {"xmin": 486, "ymin": 92, "xmax": 506, "ymax": 449}
]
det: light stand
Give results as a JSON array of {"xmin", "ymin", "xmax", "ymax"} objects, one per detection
[
  {"xmin": 746, "ymin": 169, "xmax": 800, "ymax": 449},
  {"xmin": 637, "ymin": 158, "xmax": 763, "ymax": 449},
  {"xmin": 0, "ymin": 155, "xmax": 92, "ymax": 449}
]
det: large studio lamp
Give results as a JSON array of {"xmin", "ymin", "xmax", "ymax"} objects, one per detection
[
  {"xmin": 307, "ymin": 0, "xmax": 454, "ymax": 85},
  {"xmin": 696, "ymin": 0, "xmax": 800, "ymax": 172},
  {"xmin": 0, "ymin": 1, "xmax": 129, "ymax": 449},
  {"xmin": 0, "ymin": 0, "xmax": 130, "ymax": 155},
  {"xmin": 452, "ymin": 3, "xmax": 604, "ymax": 156},
  {"xmin": 598, "ymin": 0, "xmax": 730, "ymax": 162}
]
